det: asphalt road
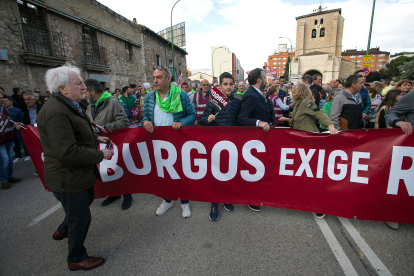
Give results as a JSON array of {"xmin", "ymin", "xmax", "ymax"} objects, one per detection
[{"xmin": 0, "ymin": 160, "xmax": 413, "ymax": 276}]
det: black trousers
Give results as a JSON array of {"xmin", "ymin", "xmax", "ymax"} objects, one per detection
[{"xmin": 52, "ymin": 186, "xmax": 94, "ymax": 263}]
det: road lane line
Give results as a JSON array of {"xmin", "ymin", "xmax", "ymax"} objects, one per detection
[
  {"xmin": 28, "ymin": 203, "xmax": 62, "ymax": 227},
  {"xmin": 313, "ymin": 214, "xmax": 358, "ymax": 276},
  {"xmin": 338, "ymin": 217, "xmax": 393, "ymax": 276}
]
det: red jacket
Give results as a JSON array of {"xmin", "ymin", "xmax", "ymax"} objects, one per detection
[{"xmin": 0, "ymin": 108, "xmax": 16, "ymax": 145}]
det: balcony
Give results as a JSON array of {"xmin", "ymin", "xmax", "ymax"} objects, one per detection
[
  {"xmin": 80, "ymin": 42, "xmax": 109, "ymax": 72},
  {"xmin": 20, "ymin": 24, "xmax": 66, "ymax": 67}
]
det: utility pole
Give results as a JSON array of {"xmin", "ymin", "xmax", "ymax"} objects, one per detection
[
  {"xmin": 170, "ymin": 0, "xmax": 181, "ymax": 81},
  {"xmin": 366, "ymin": 0, "xmax": 376, "ymax": 55}
]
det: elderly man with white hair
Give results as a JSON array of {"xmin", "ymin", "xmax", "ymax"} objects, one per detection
[
  {"xmin": 329, "ymin": 79, "xmax": 337, "ymax": 91},
  {"xmin": 37, "ymin": 64, "xmax": 112, "ymax": 271}
]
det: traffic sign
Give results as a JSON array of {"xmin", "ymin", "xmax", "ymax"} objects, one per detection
[
  {"xmin": 363, "ymin": 68, "xmax": 370, "ymax": 75},
  {"xmin": 363, "ymin": 55, "xmax": 372, "ymax": 67}
]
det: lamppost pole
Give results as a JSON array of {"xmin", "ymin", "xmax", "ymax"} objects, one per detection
[
  {"xmin": 170, "ymin": 0, "xmax": 181, "ymax": 81},
  {"xmin": 366, "ymin": 0, "xmax": 376, "ymax": 55},
  {"xmin": 212, "ymin": 46, "xmax": 224, "ymax": 82},
  {"xmin": 279, "ymin": 37, "xmax": 293, "ymax": 82},
  {"xmin": 220, "ymin": 61, "xmax": 228, "ymax": 75}
]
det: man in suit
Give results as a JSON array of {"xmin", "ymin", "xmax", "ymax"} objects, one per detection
[
  {"xmin": 23, "ymin": 93, "xmax": 43, "ymax": 126},
  {"xmin": 237, "ymin": 68, "xmax": 273, "ymax": 212}
]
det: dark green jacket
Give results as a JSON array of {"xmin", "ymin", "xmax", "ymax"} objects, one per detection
[
  {"xmin": 291, "ymin": 98, "xmax": 333, "ymax": 132},
  {"xmin": 120, "ymin": 94, "xmax": 137, "ymax": 109},
  {"xmin": 36, "ymin": 93, "xmax": 104, "ymax": 193}
]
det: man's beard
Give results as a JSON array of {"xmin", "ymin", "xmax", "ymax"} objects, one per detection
[
  {"xmin": 88, "ymin": 96, "xmax": 97, "ymax": 105},
  {"xmin": 260, "ymin": 80, "xmax": 266, "ymax": 90}
]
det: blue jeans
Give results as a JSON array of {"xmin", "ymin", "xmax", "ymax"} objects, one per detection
[
  {"xmin": 0, "ymin": 141, "xmax": 14, "ymax": 181},
  {"xmin": 13, "ymin": 131, "xmax": 29, "ymax": 158}
]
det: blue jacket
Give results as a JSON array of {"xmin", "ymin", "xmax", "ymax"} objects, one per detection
[
  {"xmin": 360, "ymin": 87, "xmax": 371, "ymax": 114},
  {"xmin": 142, "ymin": 90, "xmax": 196, "ymax": 126},
  {"xmin": 7, "ymin": 107, "xmax": 24, "ymax": 123},
  {"xmin": 237, "ymin": 86, "xmax": 275, "ymax": 126},
  {"xmin": 200, "ymin": 95, "xmax": 241, "ymax": 126}
]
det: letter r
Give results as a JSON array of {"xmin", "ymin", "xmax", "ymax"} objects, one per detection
[{"xmin": 387, "ymin": 146, "xmax": 414, "ymax": 196}]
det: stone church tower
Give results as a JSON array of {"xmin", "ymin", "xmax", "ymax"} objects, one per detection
[{"xmin": 291, "ymin": 7, "xmax": 356, "ymax": 83}]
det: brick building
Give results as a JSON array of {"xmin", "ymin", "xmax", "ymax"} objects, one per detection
[
  {"xmin": 0, "ymin": 0, "xmax": 187, "ymax": 94},
  {"xmin": 265, "ymin": 44, "xmax": 295, "ymax": 78},
  {"xmin": 341, "ymin": 48, "xmax": 390, "ymax": 71}
]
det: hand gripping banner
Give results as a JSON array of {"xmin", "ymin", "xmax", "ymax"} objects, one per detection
[{"xmin": 21, "ymin": 126, "xmax": 414, "ymax": 224}]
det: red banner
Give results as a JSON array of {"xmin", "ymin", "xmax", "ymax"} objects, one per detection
[
  {"xmin": 21, "ymin": 126, "xmax": 414, "ymax": 224},
  {"xmin": 209, "ymin": 85, "xmax": 230, "ymax": 114}
]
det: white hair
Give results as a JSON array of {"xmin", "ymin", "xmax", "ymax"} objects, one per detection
[
  {"xmin": 24, "ymin": 92, "xmax": 36, "ymax": 99},
  {"xmin": 45, "ymin": 64, "xmax": 81, "ymax": 95},
  {"xmin": 171, "ymin": 82, "xmax": 178, "ymax": 87},
  {"xmin": 142, "ymin": 83, "xmax": 150, "ymax": 89}
]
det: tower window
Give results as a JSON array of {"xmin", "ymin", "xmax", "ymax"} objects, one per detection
[
  {"xmin": 314, "ymin": 20, "xmax": 317, "ymax": 25},
  {"xmin": 320, "ymin": 18, "xmax": 324, "ymax": 24},
  {"xmin": 312, "ymin": 29, "xmax": 316, "ymax": 38},
  {"xmin": 320, "ymin": 28, "xmax": 325, "ymax": 37}
]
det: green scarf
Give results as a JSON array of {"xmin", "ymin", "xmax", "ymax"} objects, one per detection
[
  {"xmin": 190, "ymin": 89, "xmax": 195, "ymax": 94},
  {"xmin": 155, "ymin": 83, "xmax": 183, "ymax": 113},
  {"xmin": 146, "ymin": 90, "xmax": 149, "ymax": 94},
  {"xmin": 93, "ymin": 91, "xmax": 112, "ymax": 106},
  {"xmin": 236, "ymin": 90, "xmax": 246, "ymax": 95}
]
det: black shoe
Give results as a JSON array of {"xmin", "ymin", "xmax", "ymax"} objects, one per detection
[
  {"xmin": 101, "ymin": 196, "xmax": 121, "ymax": 206},
  {"xmin": 209, "ymin": 204, "xmax": 219, "ymax": 221},
  {"xmin": 223, "ymin": 204, "xmax": 234, "ymax": 211},
  {"xmin": 316, "ymin": 213, "xmax": 325, "ymax": 218},
  {"xmin": 248, "ymin": 205, "xmax": 261, "ymax": 212},
  {"xmin": 121, "ymin": 197, "xmax": 133, "ymax": 210}
]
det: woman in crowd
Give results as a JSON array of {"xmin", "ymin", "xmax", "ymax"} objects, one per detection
[
  {"xmin": 321, "ymin": 88, "xmax": 339, "ymax": 119},
  {"xmin": 365, "ymin": 87, "xmax": 383, "ymax": 128},
  {"xmin": 42, "ymin": 96, "xmax": 49, "ymax": 104},
  {"xmin": 268, "ymin": 85, "xmax": 292, "ymax": 126},
  {"xmin": 375, "ymin": 89, "xmax": 403, "ymax": 129},
  {"xmin": 337, "ymin": 83, "xmax": 343, "ymax": 90},
  {"xmin": 318, "ymin": 88, "xmax": 327, "ymax": 110},
  {"xmin": 394, "ymin": 80, "xmax": 411, "ymax": 96},
  {"xmin": 280, "ymin": 83, "xmax": 338, "ymax": 219},
  {"xmin": 114, "ymin": 88, "xmax": 122, "ymax": 99},
  {"xmin": 371, "ymin": 82, "xmax": 384, "ymax": 97}
]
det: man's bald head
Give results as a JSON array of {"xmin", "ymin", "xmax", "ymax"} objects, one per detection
[{"xmin": 201, "ymin": 79, "xmax": 210, "ymax": 93}]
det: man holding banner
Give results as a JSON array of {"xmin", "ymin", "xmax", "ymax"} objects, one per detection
[
  {"xmin": 237, "ymin": 68, "xmax": 275, "ymax": 212},
  {"xmin": 200, "ymin": 72, "xmax": 241, "ymax": 221},
  {"xmin": 142, "ymin": 66, "xmax": 196, "ymax": 218}
]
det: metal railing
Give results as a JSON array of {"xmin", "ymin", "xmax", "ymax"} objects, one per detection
[
  {"xmin": 80, "ymin": 42, "xmax": 108, "ymax": 65},
  {"xmin": 21, "ymin": 24, "xmax": 66, "ymax": 58}
]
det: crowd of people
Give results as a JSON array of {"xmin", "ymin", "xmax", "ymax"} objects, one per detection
[{"xmin": 0, "ymin": 63, "xmax": 413, "ymax": 271}]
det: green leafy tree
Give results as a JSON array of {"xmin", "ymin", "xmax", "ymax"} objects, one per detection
[
  {"xmin": 380, "ymin": 56, "xmax": 414, "ymax": 78},
  {"xmin": 398, "ymin": 60, "xmax": 414, "ymax": 80},
  {"xmin": 284, "ymin": 57, "xmax": 291, "ymax": 81}
]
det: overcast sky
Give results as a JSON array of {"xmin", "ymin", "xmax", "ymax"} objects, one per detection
[{"xmin": 98, "ymin": 0, "xmax": 414, "ymax": 76}]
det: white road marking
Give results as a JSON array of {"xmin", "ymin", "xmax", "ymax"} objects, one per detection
[
  {"xmin": 338, "ymin": 217, "xmax": 393, "ymax": 276},
  {"xmin": 313, "ymin": 214, "xmax": 358, "ymax": 276},
  {"xmin": 28, "ymin": 203, "xmax": 62, "ymax": 227}
]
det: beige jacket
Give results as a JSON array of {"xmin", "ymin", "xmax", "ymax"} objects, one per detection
[
  {"xmin": 291, "ymin": 98, "xmax": 333, "ymax": 132},
  {"xmin": 86, "ymin": 97, "xmax": 129, "ymax": 130}
]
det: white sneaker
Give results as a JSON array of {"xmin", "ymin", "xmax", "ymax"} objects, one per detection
[
  {"xmin": 13, "ymin": 158, "xmax": 21, "ymax": 163},
  {"xmin": 181, "ymin": 203, "xmax": 191, "ymax": 218},
  {"xmin": 156, "ymin": 200, "xmax": 174, "ymax": 216},
  {"xmin": 24, "ymin": 156, "xmax": 31, "ymax": 161}
]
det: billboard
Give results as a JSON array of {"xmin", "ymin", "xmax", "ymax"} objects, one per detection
[{"xmin": 157, "ymin": 22, "xmax": 186, "ymax": 48}]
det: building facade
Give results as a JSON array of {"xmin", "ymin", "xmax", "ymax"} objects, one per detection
[
  {"xmin": 290, "ymin": 8, "xmax": 356, "ymax": 83},
  {"xmin": 188, "ymin": 72, "xmax": 214, "ymax": 84},
  {"xmin": 0, "ymin": 0, "xmax": 187, "ymax": 94},
  {"xmin": 265, "ymin": 44, "xmax": 295, "ymax": 78},
  {"xmin": 211, "ymin": 46, "xmax": 244, "ymax": 83},
  {"xmin": 342, "ymin": 48, "xmax": 390, "ymax": 71}
]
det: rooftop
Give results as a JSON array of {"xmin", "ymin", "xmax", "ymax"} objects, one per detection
[
  {"xmin": 295, "ymin": 8, "xmax": 341, "ymax": 20},
  {"xmin": 342, "ymin": 48, "xmax": 390, "ymax": 56}
]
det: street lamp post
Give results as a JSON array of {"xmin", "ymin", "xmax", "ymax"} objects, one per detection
[
  {"xmin": 170, "ymin": 0, "xmax": 181, "ymax": 81},
  {"xmin": 366, "ymin": 0, "xmax": 376, "ymax": 55},
  {"xmin": 279, "ymin": 37, "xmax": 293, "ymax": 82},
  {"xmin": 212, "ymin": 46, "xmax": 224, "ymax": 82},
  {"xmin": 220, "ymin": 61, "xmax": 228, "ymax": 75}
]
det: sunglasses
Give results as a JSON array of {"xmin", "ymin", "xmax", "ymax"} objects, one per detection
[{"xmin": 153, "ymin": 66, "xmax": 171, "ymax": 76}]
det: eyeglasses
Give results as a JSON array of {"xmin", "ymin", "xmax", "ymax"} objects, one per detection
[
  {"xmin": 153, "ymin": 65, "xmax": 171, "ymax": 76},
  {"xmin": 202, "ymin": 84, "xmax": 209, "ymax": 86}
]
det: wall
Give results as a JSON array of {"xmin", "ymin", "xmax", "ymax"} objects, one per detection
[{"xmin": 188, "ymin": 72, "xmax": 213, "ymax": 84}]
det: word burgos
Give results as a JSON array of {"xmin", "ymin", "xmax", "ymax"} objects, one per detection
[
  {"xmin": 210, "ymin": 90, "xmax": 229, "ymax": 107},
  {"xmin": 98, "ymin": 142, "xmax": 413, "ymax": 196}
]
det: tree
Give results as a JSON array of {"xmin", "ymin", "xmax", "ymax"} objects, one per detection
[
  {"xmin": 380, "ymin": 56, "xmax": 414, "ymax": 78},
  {"xmin": 284, "ymin": 57, "xmax": 291, "ymax": 81},
  {"xmin": 398, "ymin": 60, "xmax": 414, "ymax": 80}
]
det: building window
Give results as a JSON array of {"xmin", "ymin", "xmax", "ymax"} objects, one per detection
[
  {"xmin": 283, "ymin": 57, "xmax": 286, "ymax": 60},
  {"xmin": 81, "ymin": 26, "xmax": 106, "ymax": 65},
  {"xmin": 357, "ymin": 55, "xmax": 363, "ymax": 58},
  {"xmin": 312, "ymin": 29, "xmax": 316, "ymax": 38},
  {"xmin": 320, "ymin": 28, "xmax": 325, "ymax": 37},
  {"xmin": 169, "ymin": 60, "xmax": 173, "ymax": 76},
  {"xmin": 125, "ymin": 42, "xmax": 133, "ymax": 61},
  {"xmin": 357, "ymin": 60, "xmax": 362, "ymax": 63},
  {"xmin": 378, "ymin": 59, "xmax": 385, "ymax": 61},
  {"xmin": 350, "ymin": 55, "xmax": 356, "ymax": 58},
  {"xmin": 273, "ymin": 58, "xmax": 277, "ymax": 60},
  {"xmin": 200, "ymin": 74, "xmax": 203, "ymax": 79},
  {"xmin": 379, "ymin": 54, "xmax": 385, "ymax": 57},
  {"xmin": 314, "ymin": 19, "xmax": 317, "ymax": 25},
  {"xmin": 372, "ymin": 55, "xmax": 375, "ymax": 57},
  {"xmin": 320, "ymin": 18, "xmax": 324, "ymax": 24},
  {"xmin": 156, "ymin": 54, "xmax": 161, "ymax": 66}
]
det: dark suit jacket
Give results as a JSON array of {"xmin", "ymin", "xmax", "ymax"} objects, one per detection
[
  {"xmin": 237, "ymin": 86, "xmax": 273, "ymax": 126},
  {"xmin": 23, "ymin": 102, "xmax": 43, "ymax": 125},
  {"xmin": 11, "ymin": 94, "xmax": 26, "ymax": 111}
]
